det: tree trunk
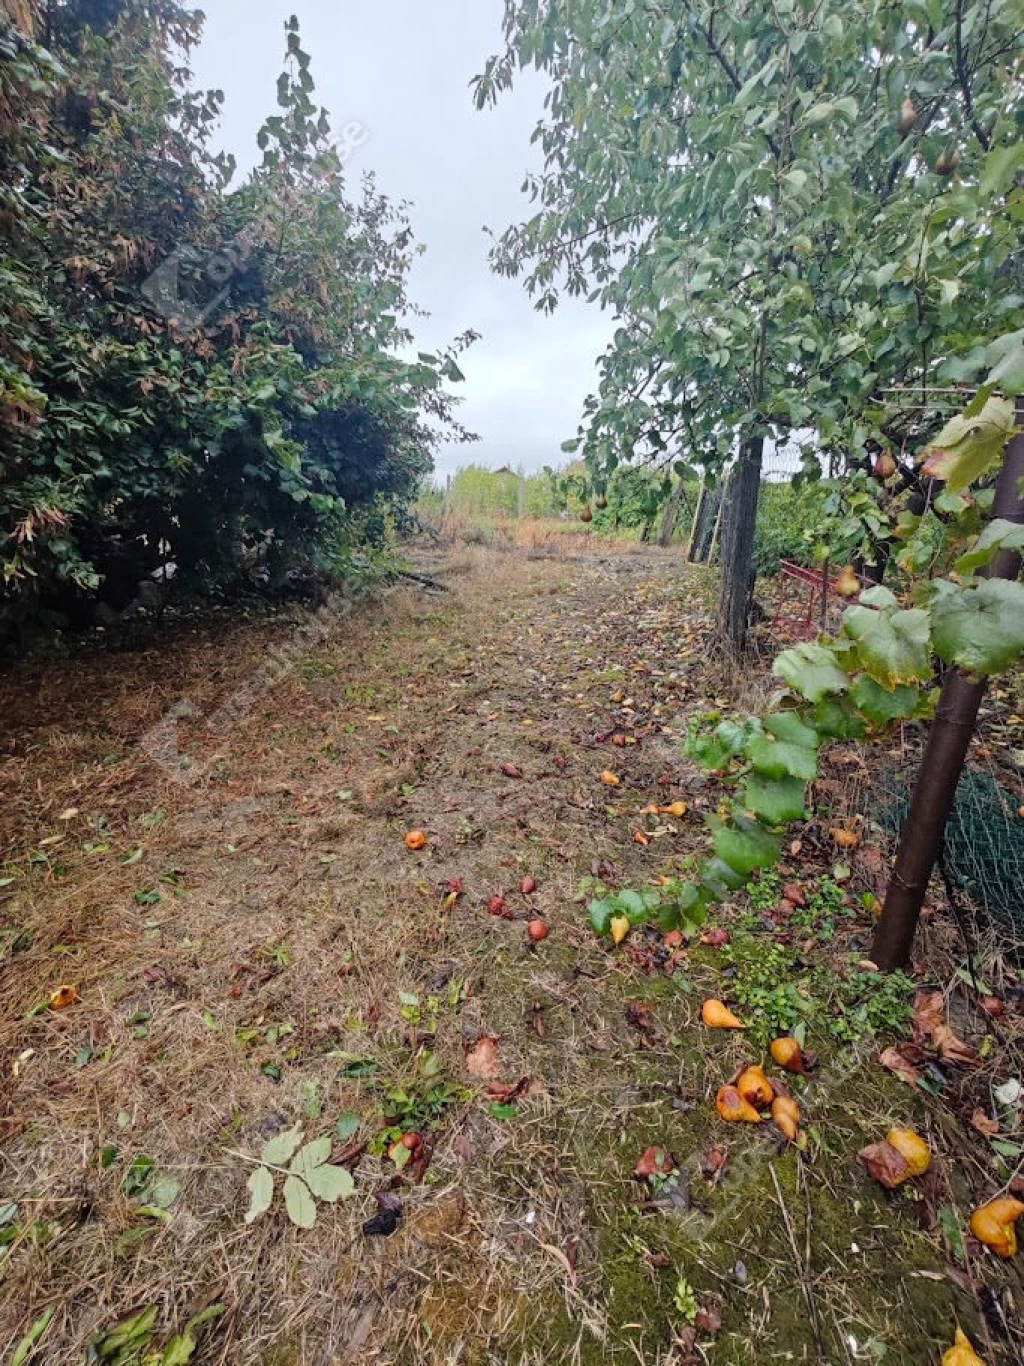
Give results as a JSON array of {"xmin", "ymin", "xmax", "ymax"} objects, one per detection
[
  {"xmin": 658, "ymin": 478, "xmax": 688, "ymax": 548},
  {"xmin": 716, "ymin": 436, "xmax": 764, "ymax": 653},
  {"xmin": 871, "ymin": 400, "xmax": 1024, "ymax": 971}
]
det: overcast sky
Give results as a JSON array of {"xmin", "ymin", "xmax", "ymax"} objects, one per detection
[{"xmin": 190, "ymin": 0, "xmax": 613, "ymax": 480}]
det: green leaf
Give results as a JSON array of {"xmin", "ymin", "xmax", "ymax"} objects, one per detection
[
  {"xmin": 244, "ymin": 1166, "xmax": 274, "ymax": 1224},
  {"xmin": 713, "ymin": 824, "xmax": 781, "ymax": 876},
  {"xmin": 762, "ymin": 713, "xmax": 818, "ymax": 748},
  {"xmin": 335, "ymin": 1112, "xmax": 360, "ymax": 1142},
  {"xmin": 616, "ymin": 888, "xmax": 651, "ymax": 924},
  {"xmin": 283, "ymin": 1174, "xmax": 317, "ymax": 1228},
  {"xmin": 699, "ymin": 859, "xmax": 747, "ymax": 897},
  {"xmin": 773, "ymin": 643, "xmax": 850, "ymax": 703},
  {"xmin": 930, "ymin": 579, "xmax": 1024, "ymax": 676},
  {"xmin": 588, "ymin": 898, "xmax": 614, "ymax": 934},
  {"xmin": 262, "ymin": 1125, "xmax": 303, "ymax": 1165},
  {"xmin": 11, "ymin": 1307, "xmax": 55, "ymax": 1366},
  {"xmin": 850, "ymin": 676, "xmax": 922, "ymax": 725},
  {"xmin": 742, "ymin": 775, "xmax": 809, "ymax": 824},
  {"xmin": 747, "ymin": 736, "xmax": 818, "ymax": 781},
  {"xmin": 159, "ymin": 1305, "xmax": 225, "ymax": 1365},
  {"xmin": 858, "ymin": 585, "xmax": 898, "ymax": 609},
  {"xmin": 303, "ymin": 1162, "xmax": 355, "ymax": 1203},
  {"xmin": 843, "ymin": 606, "xmax": 931, "ymax": 688},
  {"xmin": 953, "ymin": 518, "xmax": 1024, "ymax": 576},
  {"xmin": 920, "ymin": 397, "xmax": 1016, "ymax": 492},
  {"xmin": 290, "ymin": 1135, "xmax": 332, "ymax": 1176}
]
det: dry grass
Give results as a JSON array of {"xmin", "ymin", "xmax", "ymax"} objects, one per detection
[{"xmin": 0, "ymin": 548, "xmax": 1021, "ymax": 1365}]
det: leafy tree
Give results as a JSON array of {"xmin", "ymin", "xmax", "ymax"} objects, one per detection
[
  {"xmin": 476, "ymin": 0, "xmax": 1022, "ymax": 650},
  {"xmin": 0, "ymin": 3, "xmax": 475, "ymax": 636}
]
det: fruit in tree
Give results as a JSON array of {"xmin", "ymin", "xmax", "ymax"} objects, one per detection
[
  {"xmin": 898, "ymin": 97, "xmax": 917, "ymax": 135},
  {"xmin": 595, "ymin": 494, "xmax": 608, "ymax": 510},
  {"xmin": 874, "ymin": 449, "xmax": 897, "ymax": 480},
  {"xmin": 581, "ymin": 504, "xmax": 593, "ymax": 523},
  {"xmin": 835, "ymin": 565, "xmax": 860, "ymax": 597}
]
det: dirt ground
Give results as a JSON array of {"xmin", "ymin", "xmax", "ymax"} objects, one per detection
[{"xmin": 1, "ymin": 546, "xmax": 1021, "ymax": 1365}]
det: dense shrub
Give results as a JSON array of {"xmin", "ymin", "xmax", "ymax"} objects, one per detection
[
  {"xmin": 0, "ymin": 1, "xmax": 473, "ymax": 638},
  {"xmin": 753, "ymin": 480, "xmax": 829, "ymax": 576}
]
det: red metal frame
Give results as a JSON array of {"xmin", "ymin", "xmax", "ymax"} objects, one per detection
[{"xmin": 772, "ymin": 560, "xmax": 852, "ymax": 640}]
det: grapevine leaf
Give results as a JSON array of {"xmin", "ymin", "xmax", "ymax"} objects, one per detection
[
  {"xmin": 930, "ymin": 579, "xmax": 1024, "ymax": 676},
  {"xmin": 843, "ymin": 606, "xmax": 931, "ymax": 688},
  {"xmin": 283, "ymin": 1174, "xmax": 317, "ymax": 1228},
  {"xmin": 261, "ymin": 1124, "xmax": 303, "ymax": 1166},
  {"xmin": 984, "ymin": 328, "xmax": 1024, "ymax": 394},
  {"xmin": 858, "ymin": 584, "xmax": 899, "ymax": 609},
  {"xmin": 953, "ymin": 519, "xmax": 1024, "ymax": 576},
  {"xmin": 303, "ymin": 1162, "xmax": 354, "ymax": 1203},
  {"xmin": 773, "ymin": 643, "xmax": 849, "ymax": 703},
  {"xmin": 811, "ymin": 698, "xmax": 866, "ymax": 739},
  {"xmin": 920, "ymin": 396, "xmax": 1015, "ymax": 492},
  {"xmin": 699, "ymin": 858, "xmax": 748, "ymax": 897},
  {"xmin": 742, "ymin": 775, "xmax": 809, "ymax": 824},
  {"xmin": 244, "ymin": 1165, "xmax": 274, "ymax": 1224},
  {"xmin": 850, "ymin": 676, "xmax": 922, "ymax": 725},
  {"xmin": 747, "ymin": 736, "xmax": 818, "ymax": 782},
  {"xmin": 713, "ymin": 824, "xmax": 781, "ymax": 876},
  {"xmin": 762, "ymin": 712, "xmax": 819, "ymax": 748}
]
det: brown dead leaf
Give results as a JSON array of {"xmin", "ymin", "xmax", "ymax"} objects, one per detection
[
  {"xmin": 782, "ymin": 883, "xmax": 807, "ymax": 908},
  {"xmin": 879, "ymin": 1046, "xmax": 923, "ymax": 1086},
  {"xmin": 700, "ymin": 1147, "xmax": 729, "ymax": 1187},
  {"xmin": 857, "ymin": 1139, "xmax": 912, "ymax": 1189},
  {"xmin": 971, "ymin": 1108, "xmax": 1000, "ymax": 1138},
  {"xmin": 694, "ymin": 1305, "xmax": 723, "ymax": 1336},
  {"xmin": 914, "ymin": 990, "xmax": 979, "ymax": 1065},
  {"xmin": 486, "ymin": 1076, "xmax": 531, "ymax": 1104},
  {"xmin": 465, "ymin": 1035, "xmax": 502, "ymax": 1082},
  {"xmin": 501, "ymin": 762, "xmax": 524, "ymax": 779}
]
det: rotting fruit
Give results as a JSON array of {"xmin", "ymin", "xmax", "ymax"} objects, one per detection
[
  {"xmin": 702, "ymin": 999, "xmax": 744, "ymax": 1030},
  {"xmin": 405, "ymin": 830, "xmax": 427, "ymax": 851},
  {"xmin": 527, "ymin": 919, "xmax": 549, "ymax": 944},
  {"xmin": 770, "ymin": 1037, "xmax": 807, "ymax": 1074},
  {"xmin": 716, "ymin": 1085, "xmax": 762, "ymax": 1124},
  {"xmin": 737, "ymin": 1065, "xmax": 774, "ymax": 1108},
  {"xmin": 772, "ymin": 1095, "xmax": 801, "ymax": 1142},
  {"xmin": 969, "ymin": 1197, "xmax": 1024, "ymax": 1258},
  {"xmin": 886, "ymin": 1127, "xmax": 931, "ymax": 1178}
]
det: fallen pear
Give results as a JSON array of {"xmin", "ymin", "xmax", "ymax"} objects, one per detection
[
  {"xmin": 886, "ymin": 1127, "xmax": 931, "ymax": 1178},
  {"xmin": 600, "ymin": 770, "xmax": 620, "ymax": 786},
  {"xmin": 716, "ymin": 1085, "xmax": 762, "ymax": 1124},
  {"xmin": 736, "ymin": 1065, "xmax": 774, "ymax": 1109},
  {"xmin": 610, "ymin": 915, "xmax": 630, "ymax": 946},
  {"xmin": 770, "ymin": 1037, "xmax": 807, "ymax": 1074},
  {"xmin": 942, "ymin": 1327, "xmax": 986, "ymax": 1365},
  {"xmin": 660, "ymin": 801, "xmax": 688, "ymax": 818},
  {"xmin": 404, "ymin": 830, "xmax": 428, "ymax": 851},
  {"xmin": 772, "ymin": 1095, "xmax": 801, "ymax": 1142},
  {"xmin": 702, "ymin": 999, "xmax": 744, "ymax": 1030},
  {"xmin": 970, "ymin": 1197, "xmax": 1024, "ymax": 1258}
]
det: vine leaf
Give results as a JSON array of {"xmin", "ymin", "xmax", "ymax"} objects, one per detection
[
  {"xmin": 283, "ymin": 1174, "xmax": 317, "ymax": 1228},
  {"xmin": 747, "ymin": 736, "xmax": 818, "ymax": 781},
  {"xmin": 920, "ymin": 396, "xmax": 1015, "ymax": 492},
  {"xmin": 773, "ymin": 643, "xmax": 850, "ymax": 702},
  {"xmin": 713, "ymin": 823, "xmax": 781, "ymax": 876},
  {"xmin": 244, "ymin": 1166, "xmax": 274, "ymax": 1224},
  {"xmin": 843, "ymin": 605, "xmax": 931, "ymax": 688},
  {"xmin": 850, "ymin": 676, "xmax": 923, "ymax": 725},
  {"xmin": 953, "ymin": 518, "xmax": 1024, "ymax": 576},
  {"xmin": 930, "ymin": 579, "xmax": 1024, "ymax": 676},
  {"xmin": 742, "ymin": 775, "xmax": 809, "ymax": 824}
]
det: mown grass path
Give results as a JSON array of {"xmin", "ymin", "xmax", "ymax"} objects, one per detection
[{"xmin": 0, "ymin": 548, "xmax": 1011, "ymax": 1364}]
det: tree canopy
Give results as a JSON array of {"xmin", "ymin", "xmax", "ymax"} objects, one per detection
[
  {"xmin": 1, "ymin": 1, "xmax": 475, "ymax": 635},
  {"xmin": 476, "ymin": 0, "xmax": 1023, "ymax": 645}
]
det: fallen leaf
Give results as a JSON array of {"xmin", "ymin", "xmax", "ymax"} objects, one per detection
[
  {"xmin": 831, "ymin": 827, "xmax": 860, "ymax": 850},
  {"xmin": 782, "ymin": 883, "xmax": 807, "ymax": 908},
  {"xmin": 879, "ymin": 1046, "xmax": 924, "ymax": 1086},
  {"xmin": 971, "ymin": 1109, "xmax": 1000, "ymax": 1138},
  {"xmin": 857, "ymin": 1139, "xmax": 912, "ymax": 1189},
  {"xmin": 465, "ymin": 1035, "xmax": 502, "ymax": 1082},
  {"xmin": 700, "ymin": 928, "xmax": 730, "ymax": 949},
  {"xmin": 700, "ymin": 1147, "xmax": 729, "ymax": 1187},
  {"xmin": 694, "ymin": 1305, "xmax": 723, "ymax": 1336},
  {"xmin": 501, "ymin": 762, "xmax": 524, "ymax": 779},
  {"xmin": 486, "ymin": 1076, "xmax": 531, "ymax": 1104},
  {"xmin": 914, "ymin": 990, "xmax": 979, "ymax": 1064},
  {"xmin": 633, "ymin": 830, "xmax": 650, "ymax": 847}
]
